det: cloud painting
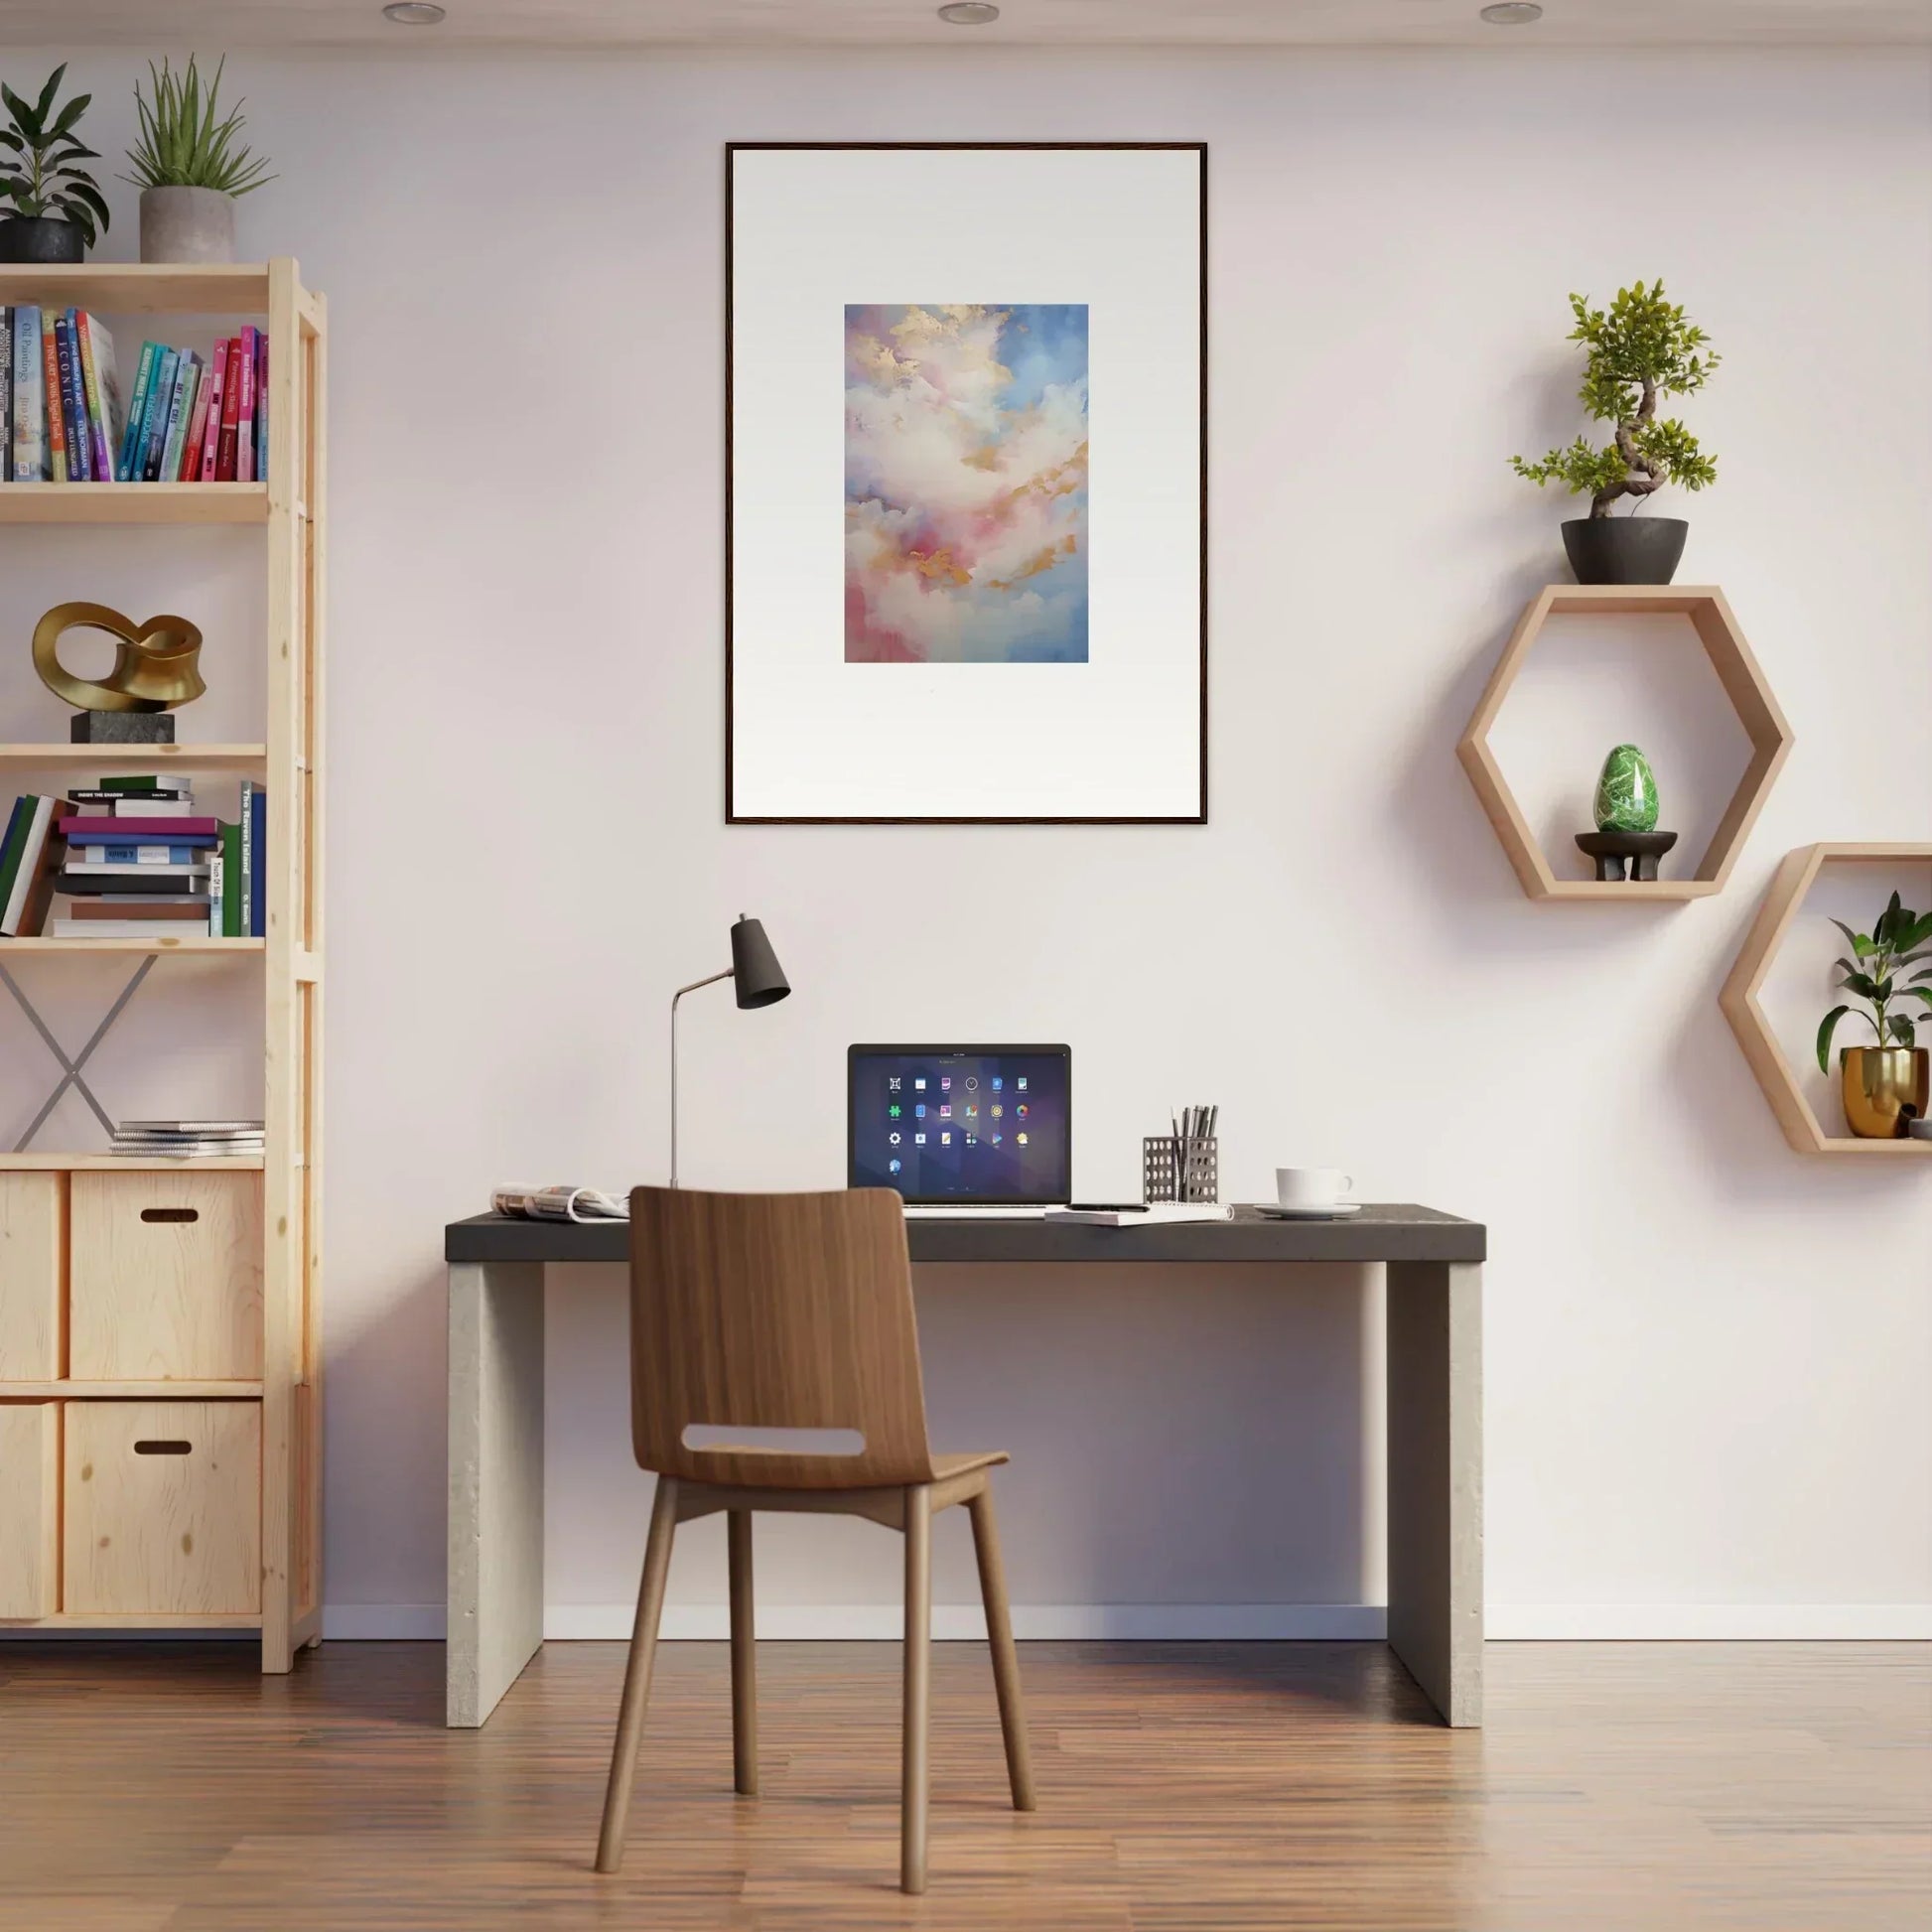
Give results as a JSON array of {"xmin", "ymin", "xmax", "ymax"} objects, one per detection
[{"xmin": 845, "ymin": 304, "xmax": 1088, "ymax": 664}]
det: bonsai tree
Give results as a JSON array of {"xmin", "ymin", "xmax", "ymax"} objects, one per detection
[
  {"xmin": 0, "ymin": 65, "xmax": 110, "ymax": 247},
  {"xmin": 1512, "ymin": 281, "xmax": 1718, "ymax": 518},
  {"xmin": 1817, "ymin": 892, "xmax": 1932, "ymax": 1071},
  {"xmin": 123, "ymin": 57, "xmax": 275, "ymax": 201}
]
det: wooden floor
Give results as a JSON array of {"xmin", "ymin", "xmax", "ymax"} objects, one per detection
[{"xmin": 0, "ymin": 1640, "xmax": 1924, "ymax": 1930}]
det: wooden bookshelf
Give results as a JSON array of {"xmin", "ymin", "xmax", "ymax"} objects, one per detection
[{"xmin": 0, "ymin": 260, "xmax": 325, "ymax": 1671}]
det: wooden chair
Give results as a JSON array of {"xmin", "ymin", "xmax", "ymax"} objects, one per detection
[{"xmin": 594, "ymin": 1185, "xmax": 1036, "ymax": 1894}]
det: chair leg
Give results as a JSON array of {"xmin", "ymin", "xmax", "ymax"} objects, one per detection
[
  {"xmin": 594, "ymin": 1475, "xmax": 680, "ymax": 1873},
  {"xmin": 967, "ymin": 1484, "xmax": 1036, "ymax": 1812},
  {"xmin": 728, "ymin": 1508, "xmax": 758, "ymax": 1796},
  {"xmin": 900, "ymin": 1482, "xmax": 932, "ymax": 1896}
]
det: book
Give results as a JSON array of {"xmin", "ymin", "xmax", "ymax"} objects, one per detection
[
  {"xmin": 76, "ymin": 312, "xmax": 121, "ymax": 483},
  {"xmin": 235, "ymin": 326, "xmax": 258, "ymax": 484},
  {"xmin": 118, "ymin": 341, "xmax": 159, "ymax": 480},
  {"xmin": 69, "ymin": 844, "xmax": 207, "ymax": 865},
  {"xmin": 240, "ymin": 781, "xmax": 262, "ymax": 937},
  {"xmin": 66, "ymin": 897, "xmax": 210, "ymax": 919},
  {"xmin": 137, "ymin": 345, "xmax": 179, "ymax": 483},
  {"xmin": 121, "ymin": 1119, "xmax": 265, "ymax": 1134},
  {"xmin": 55, "ymin": 313, "xmax": 88, "ymax": 481},
  {"xmin": 1, "ymin": 795, "xmax": 60, "ymax": 935},
  {"xmin": 158, "ymin": 353, "xmax": 200, "ymax": 485},
  {"xmin": 66, "ymin": 795, "xmax": 196, "ymax": 815},
  {"xmin": 0, "ymin": 796, "xmax": 32, "ymax": 908},
  {"xmin": 216, "ymin": 337, "xmax": 242, "ymax": 481},
  {"xmin": 219, "ymin": 820, "xmax": 242, "ymax": 937},
  {"xmin": 254, "ymin": 331, "xmax": 268, "ymax": 480},
  {"xmin": 197, "ymin": 339, "xmax": 227, "ymax": 481},
  {"xmin": 249, "ymin": 783, "xmax": 266, "ymax": 938},
  {"xmin": 50, "ymin": 918, "xmax": 208, "ymax": 939},
  {"xmin": 40, "ymin": 312, "xmax": 66, "ymax": 483},
  {"xmin": 60, "ymin": 816, "xmax": 219, "ymax": 840},
  {"xmin": 57, "ymin": 867, "xmax": 207, "ymax": 895},
  {"xmin": 11, "ymin": 306, "xmax": 43, "ymax": 481},
  {"xmin": 0, "ymin": 307, "xmax": 11, "ymax": 477},
  {"xmin": 99, "ymin": 773, "xmax": 187, "ymax": 794},
  {"xmin": 180, "ymin": 352, "xmax": 213, "ymax": 481}
]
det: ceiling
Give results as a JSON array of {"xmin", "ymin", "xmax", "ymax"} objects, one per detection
[{"xmin": 0, "ymin": 0, "xmax": 1927, "ymax": 48}]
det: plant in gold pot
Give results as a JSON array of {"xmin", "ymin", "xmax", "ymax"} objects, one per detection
[{"xmin": 1816, "ymin": 893, "xmax": 1932, "ymax": 1139}]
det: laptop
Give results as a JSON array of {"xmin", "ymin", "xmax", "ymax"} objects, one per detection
[{"xmin": 848, "ymin": 1043, "xmax": 1071, "ymax": 1216}]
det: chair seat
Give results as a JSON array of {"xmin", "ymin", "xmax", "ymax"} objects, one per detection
[{"xmin": 929, "ymin": 1449, "xmax": 1008, "ymax": 1481}]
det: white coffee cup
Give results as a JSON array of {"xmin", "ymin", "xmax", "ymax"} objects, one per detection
[{"xmin": 1276, "ymin": 1167, "xmax": 1353, "ymax": 1211}]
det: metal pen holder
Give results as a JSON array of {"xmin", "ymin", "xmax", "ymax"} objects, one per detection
[{"xmin": 1143, "ymin": 1135, "xmax": 1219, "ymax": 1205}]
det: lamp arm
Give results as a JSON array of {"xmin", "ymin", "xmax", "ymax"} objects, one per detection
[{"xmin": 668, "ymin": 968, "xmax": 736, "ymax": 1187}]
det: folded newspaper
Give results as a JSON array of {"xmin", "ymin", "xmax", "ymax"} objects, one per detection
[{"xmin": 491, "ymin": 1184, "xmax": 630, "ymax": 1223}]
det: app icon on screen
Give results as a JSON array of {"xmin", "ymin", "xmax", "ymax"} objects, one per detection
[
  {"xmin": 965, "ymin": 1105, "xmax": 977, "ymax": 1119},
  {"xmin": 914, "ymin": 1103, "xmax": 926, "ymax": 1119},
  {"xmin": 914, "ymin": 1133, "xmax": 926, "ymax": 1144},
  {"xmin": 940, "ymin": 1076, "xmax": 952, "ymax": 1091},
  {"xmin": 940, "ymin": 1132, "xmax": 951, "ymax": 1146},
  {"xmin": 915, "ymin": 1077, "xmax": 926, "ymax": 1090},
  {"xmin": 990, "ymin": 1104, "xmax": 1003, "ymax": 1120},
  {"xmin": 889, "ymin": 1159, "xmax": 902, "ymax": 1174},
  {"xmin": 889, "ymin": 1076, "xmax": 901, "ymax": 1091},
  {"xmin": 965, "ymin": 1076, "xmax": 978, "ymax": 1091},
  {"xmin": 889, "ymin": 1104, "xmax": 901, "ymax": 1119},
  {"xmin": 1017, "ymin": 1076, "xmax": 1029, "ymax": 1091},
  {"xmin": 992, "ymin": 1076, "xmax": 1003, "ymax": 1091},
  {"xmin": 991, "ymin": 1133, "xmax": 1003, "ymax": 1146},
  {"xmin": 939, "ymin": 1104, "xmax": 951, "ymax": 1118},
  {"xmin": 1017, "ymin": 1133, "xmax": 1028, "ymax": 1146},
  {"xmin": 1016, "ymin": 1103, "xmax": 1028, "ymax": 1120},
  {"xmin": 890, "ymin": 1132, "xmax": 901, "ymax": 1145}
]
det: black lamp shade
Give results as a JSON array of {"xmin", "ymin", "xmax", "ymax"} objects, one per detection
[{"xmin": 730, "ymin": 915, "xmax": 790, "ymax": 1009}]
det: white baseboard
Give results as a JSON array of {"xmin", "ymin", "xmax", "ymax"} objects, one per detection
[
  {"xmin": 1486, "ymin": 1603, "xmax": 1932, "ymax": 1640},
  {"xmin": 314, "ymin": 1602, "xmax": 1932, "ymax": 1643}
]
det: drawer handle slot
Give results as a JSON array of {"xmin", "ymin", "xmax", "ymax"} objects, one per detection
[
  {"xmin": 133, "ymin": 1440, "xmax": 194, "ymax": 1455},
  {"xmin": 140, "ymin": 1207, "xmax": 200, "ymax": 1224}
]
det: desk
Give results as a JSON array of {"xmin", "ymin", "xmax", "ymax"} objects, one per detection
[{"xmin": 444, "ymin": 1203, "xmax": 1484, "ymax": 1729}]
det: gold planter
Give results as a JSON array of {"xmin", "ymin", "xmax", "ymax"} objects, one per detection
[{"xmin": 1840, "ymin": 1046, "xmax": 1930, "ymax": 1139}]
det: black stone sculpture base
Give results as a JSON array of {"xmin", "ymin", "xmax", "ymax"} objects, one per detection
[
  {"xmin": 70, "ymin": 711, "xmax": 175, "ymax": 744},
  {"xmin": 1575, "ymin": 829, "xmax": 1679, "ymax": 882}
]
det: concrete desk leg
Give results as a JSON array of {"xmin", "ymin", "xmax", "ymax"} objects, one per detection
[
  {"xmin": 448, "ymin": 1260, "xmax": 546, "ymax": 1727},
  {"xmin": 1386, "ymin": 1261, "xmax": 1483, "ymax": 1726}
]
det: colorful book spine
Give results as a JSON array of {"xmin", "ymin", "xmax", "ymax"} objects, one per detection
[
  {"xmin": 118, "ymin": 341, "xmax": 158, "ymax": 481},
  {"xmin": 253, "ymin": 332, "xmax": 268, "ymax": 481},
  {"xmin": 1, "ymin": 795, "xmax": 60, "ymax": 936},
  {"xmin": 12, "ymin": 307, "xmax": 43, "ymax": 481},
  {"xmin": 40, "ymin": 312, "xmax": 67, "ymax": 484},
  {"xmin": 55, "ymin": 313, "xmax": 89, "ymax": 481},
  {"xmin": 60, "ymin": 816, "xmax": 219, "ymax": 840},
  {"xmin": 235, "ymin": 326, "xmax": 258, "ymax": 484},
  {"xmin": 207, "ymin": 846, "xmax": 224, "ymax": 936},
  {"xmin": 159, "ymin": 354, "xmax": 199, "ymax": 485},
  {"xmin": 215, "ymin": 338, "xmax": 241, "ymax": 481},
  {"xmin": 0, "ymin": 796, "xmax": 31, "ymax": 908},
  {"xmin": 0, "ymin": 308, "xmax": 11, "ymax": 478},
  {"xmin": 76, "ymin": 312, "xmax": 120, "ymax": 483},
  {"xmin": 219, "ymin": 821, "xmax": 242, "ymax": 937},
  {"xmin": 238, "ymin": 780, "xmax": 255, "ymax": 939},
  {"xmin": 137, "ymin": 346, "xmax": 179, "ymax": 483},
  {"xmin": 248, "ymin": 785, "xmax": 266, "ymax": 937},
  {"xmin": 71, "ymin": 844, "xmax": 206, "ymax": 865},
  {"xmin": 197, "ymin": 340, "xmax": 228, "ymax": 480},
  {"xmin": 180, "ymin": 354, "xmax": 213, "ymax": 480}
]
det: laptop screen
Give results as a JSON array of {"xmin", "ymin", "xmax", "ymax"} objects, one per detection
[{"xmin": 848, "ymin": 1044, "xmax": 1071, "ymax": 1204}]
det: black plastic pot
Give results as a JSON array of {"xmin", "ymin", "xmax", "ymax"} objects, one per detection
[
  {"xmin": 0, "ymin": 215, "xmax": 87, "ymax": 263},
  {"xmin": 1561, "ymin": 516, "xmax": 1688, "ymax": 586}
]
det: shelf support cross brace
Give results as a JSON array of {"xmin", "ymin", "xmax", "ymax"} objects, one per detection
[{"xmin": 0, "ymin": 956, "xmax": 155, "ymax": 1150}]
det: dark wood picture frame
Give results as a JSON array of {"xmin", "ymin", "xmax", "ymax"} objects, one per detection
[{"xmin": 725, "ymin": 140, "xmax": 1208, "ymax": 826}]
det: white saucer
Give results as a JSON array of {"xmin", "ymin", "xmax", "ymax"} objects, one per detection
[{"xmin": 1252, "ymin": 1201, "xmax": 1362, "ymax": 1219}]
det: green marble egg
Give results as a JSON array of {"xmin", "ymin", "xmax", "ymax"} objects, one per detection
[{"xmin": 1593, "ymin": 744, "xmax": 1659, "ymax": 833}]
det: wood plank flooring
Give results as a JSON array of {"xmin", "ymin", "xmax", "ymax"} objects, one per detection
[{"xmin": 0, "ymin": 1640, "xmax": 1924, "ymax": 1930}]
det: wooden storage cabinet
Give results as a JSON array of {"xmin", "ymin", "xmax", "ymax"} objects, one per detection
[
  {"xmin": 69, "ymin": 1172, "xmax": 263, "ymax": 1381},
  {"xmin": 0, "ymin": 1402, "xmax": 60, "ymax": 1617},
  {"xmin": 64, "ymin": 1401, "xmax": 261, "ymax": 1615},
  {"xmin": 0, "ymin": 1172, "xmax": 65, "ymax": 1379}
]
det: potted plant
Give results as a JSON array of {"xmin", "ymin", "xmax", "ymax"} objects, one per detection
[
  {"xmin": 0, "ymin": 66, "xmax": 109, "ymax": 263},
  {"xmin": 1511, "ymin": 281, "xmax": 1719, "ymax": 586},
  {"xmin": 123, "ymin": 56, "xmax": 273, "ymax": 265},
  {"xmin": 1817, "ymin": 892, "xmax": 1932, "ymax": 1138}
]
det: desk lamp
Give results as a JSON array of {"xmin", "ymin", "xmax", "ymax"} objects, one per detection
[{"xmin": 668, "ymin": 915, "xmax": 789, "ymax": 1186}]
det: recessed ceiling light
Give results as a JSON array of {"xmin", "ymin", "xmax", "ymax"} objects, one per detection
[
  {"xmin": 938, "ymin": 2, "xmax": 1001, "ymax": 23},
  {"xmin": 382, "ymin": 1, "xmax": 447, "ymax": 22},
  {"xmin": 1479, "ymin": 1, "xmax": 1543, "ymax": 21}
]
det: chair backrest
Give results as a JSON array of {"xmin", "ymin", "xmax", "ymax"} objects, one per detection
[{"xmin": 626, "ymin": 1185, "xmax": 937, "ymax": 1489}]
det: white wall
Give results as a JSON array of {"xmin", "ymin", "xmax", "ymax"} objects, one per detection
[{"xmin": 2, "ymin": 44, "xmax": 1928, "ymax": 1640}]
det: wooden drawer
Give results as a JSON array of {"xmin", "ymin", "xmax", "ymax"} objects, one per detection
[
  {"xmin": 69, "ymin": 1172, "xmax": 262, "ymax": 1381},
  {"xmin": 0, "ymin": 1173, "xmax": 64, "ymax": 1380},
  {"xmin": 0, "ymin": 1402, "xmax": 60, "ymax": 1618},
  {"xmin": 64, "ymin": 1401, "xmax": 260, "ymax": 1615}
]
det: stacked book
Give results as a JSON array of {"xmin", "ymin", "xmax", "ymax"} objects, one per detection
[
  {"xmin": 0, "ymin": 774, "xmax": 267, "ymax": 939},
  {"xmin": 112, "ymin": 1119, "xmax": 264, "ymax": 1160},
  {"xmin": 1, "ymin": 307, "xmax": 267, "ymax": 484}
]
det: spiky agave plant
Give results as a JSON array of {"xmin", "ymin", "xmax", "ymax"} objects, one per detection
[
  {"xmin": 123, "ymin": 57, "xmax": 274, "ymax": 199},
  {"xmin": 0, "ymin": 65, "xmax": 111, "ymax": 246},
  {"xmin": 1817, "ymin": 892, "xmax": 1932, "ymax": 1071}
]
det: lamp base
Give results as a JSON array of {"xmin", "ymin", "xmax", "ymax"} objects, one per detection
[{"xmin": 70, "ymin": 710, "xmax": 176, "ymax": 744}]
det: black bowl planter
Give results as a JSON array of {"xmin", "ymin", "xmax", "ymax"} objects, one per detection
[
  {"xmin": 1562, "ymin": 516, "xmax": 1689, "ymax": 586},
  {"xmin": 0, "ymin": 215, "xmax": 87, "ymax": 264}
]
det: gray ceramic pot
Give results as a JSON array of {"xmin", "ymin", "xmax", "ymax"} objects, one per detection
[{"xmin": 139, "ymin": 186, "xmax": 236, "ymax": 265}]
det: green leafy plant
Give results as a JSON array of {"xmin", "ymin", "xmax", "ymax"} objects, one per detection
[
  {"xmin": 0, "ymin": 65, "xmax": 110, "ymax": 246},
  {"xmin": 1816, "ymin": 893, "xmax": 1932, "ymax": 1071},
  {"xmin": 123, "ymin": 56, "xmax": 274, "ymax": 199},
  {"xmin": 1512, "ymin": 281, "xmax": 1719, "ymax": 519}
]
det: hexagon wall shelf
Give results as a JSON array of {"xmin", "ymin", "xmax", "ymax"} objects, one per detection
[
  {"xmin": 1720, "ymin": 842, "xmax": 1932, "ymax": 1159},
  {"xmin": 1457, "ymin": 585, "xmax": 1795, "ymax": 901}
]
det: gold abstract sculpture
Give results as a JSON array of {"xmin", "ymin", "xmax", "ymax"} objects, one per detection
[{"xmin": 33, "ymin": 602, "xmax": 206, "ymax": 714}]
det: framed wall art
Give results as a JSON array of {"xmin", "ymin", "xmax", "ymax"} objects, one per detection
[{"xmin": 726, "ymin": 141, "xmax": 1207, "ymax": 824}]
